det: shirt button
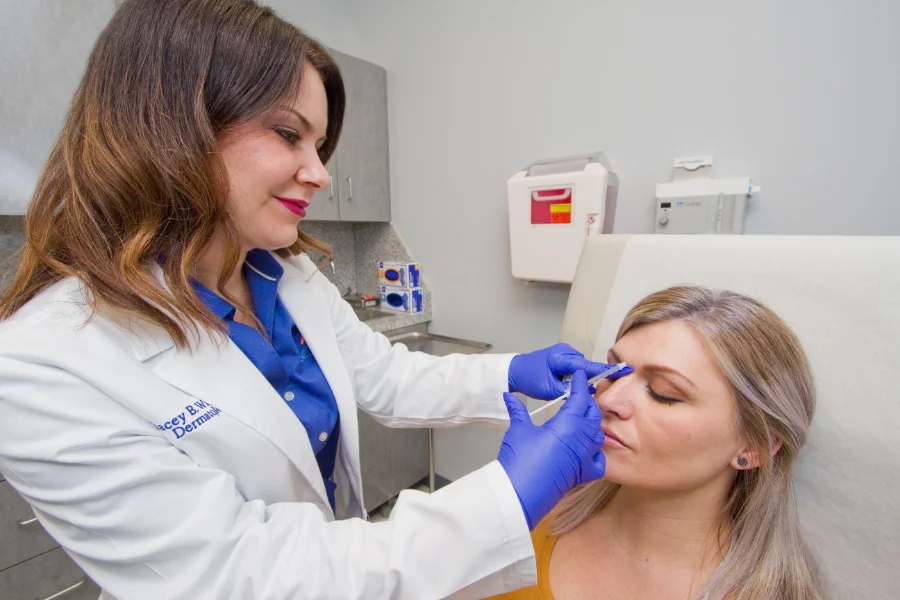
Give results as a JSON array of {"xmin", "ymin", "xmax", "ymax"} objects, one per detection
[
  {"xmin": 318, "ymin": 432, "xmax": 328, "ymax": 442},
  {"xmin": 284, "ymin": 391, "xmax": 295, "ymax": 401}
]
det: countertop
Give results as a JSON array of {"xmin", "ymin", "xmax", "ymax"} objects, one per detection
[{"xmin": 361, "ymin": 309, "xmax": 431, "ymax": 334}]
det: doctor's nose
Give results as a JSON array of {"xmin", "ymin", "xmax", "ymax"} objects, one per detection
[{"xmin": 296, "ymin": 151, "xmax": 331, "ymax": 191}]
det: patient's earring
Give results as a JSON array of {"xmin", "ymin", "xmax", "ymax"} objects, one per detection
[{"xmin": 737, "ymin": 457, "xmax": 749, "ymax": 468}]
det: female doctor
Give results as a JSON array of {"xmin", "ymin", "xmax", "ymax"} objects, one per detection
[{"xmin": 0, "ymin": 1, "xmax": 628, "ymax": 598}]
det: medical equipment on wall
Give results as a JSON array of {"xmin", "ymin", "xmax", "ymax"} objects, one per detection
[
  {"xmin": 655, "ymin": 156, "xmax": 760, "ymax": 235},
  {"xmin": 508, "ymin": 152, "xmax": 619, "ymax": 284}
]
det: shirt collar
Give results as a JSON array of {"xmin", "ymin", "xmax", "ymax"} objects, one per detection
[
  {"xmin": 191, "ymin": 250, "xmax": 284, "ymax": 322},
  {"xmin": 244, "ymin": 249, "xmax": 285, "ymax": 283},
  {"xmin": 244, "ymin": 250, "xmax": 283, "ymax": 335},
  {"xmin": 191, "ymin": 279, "xmax": 236, "ymax": 321}
]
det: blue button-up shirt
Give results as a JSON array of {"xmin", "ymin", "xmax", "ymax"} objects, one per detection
[{"xmin": 193, "ymin": 250, "xmax": 340, "ymax": 509}]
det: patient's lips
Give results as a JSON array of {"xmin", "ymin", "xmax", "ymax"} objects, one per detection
[{"xmin": 602, "ymin": 426, "xmax": 629, "ymax": 449}]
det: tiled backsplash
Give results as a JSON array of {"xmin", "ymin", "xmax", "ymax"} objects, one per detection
[
  {"xmin": 299, "ymin": 221, "xmax": 358, "ymax": 296},
  {"xmin": 0, "ymin": 217, "xmax": 25, "ymax": 287},
  {"xmin": 302, "ymin": 221, "xmax": 425, "ymax": 298}
]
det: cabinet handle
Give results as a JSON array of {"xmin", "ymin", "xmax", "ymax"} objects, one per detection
[
  {"xmin": 17, "ymin": 515, "xmax": 39, "ymax": 526},
  {"xmin": 43, "ymin": 578, "xmax": 86, "ymax": 600},
  {"xmin": 346, "ymin": 177, "xmax": 352, "ymax": 201},
  {"xmin": 329, "ymin": 175, "xmax": 334, "ymax": 199}
]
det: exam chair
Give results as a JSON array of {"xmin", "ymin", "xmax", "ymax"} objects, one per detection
[{"xmin": 554, "ymin": 234, "xmax": 900, "ymax": 599}]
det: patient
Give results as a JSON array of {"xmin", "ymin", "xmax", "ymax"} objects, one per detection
[{"xmin": 492, "ymin": 285, "xmax": 826, "ymax": 600}]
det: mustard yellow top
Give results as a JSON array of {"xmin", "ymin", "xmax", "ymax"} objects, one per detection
[
  {"xmin": 489, "ymin": 518, "xmax": 736, "ymax": 600},
  {"xmin": 488, "ymin": 519, "xmax": 557, "ymax": 600}
]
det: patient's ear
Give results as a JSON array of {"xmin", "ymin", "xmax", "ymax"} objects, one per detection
[{"xmin": 732, "ymin": 438, "xmax": 784, "ymax": 470}]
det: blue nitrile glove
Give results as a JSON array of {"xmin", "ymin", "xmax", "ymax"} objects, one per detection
[
  {"xmin": 498, "ymin": 370, "xmax": 605, "ymax": 530},
  {"xmin": 508, "ymin": 342, "xmax": 633, "ymax": 400}
]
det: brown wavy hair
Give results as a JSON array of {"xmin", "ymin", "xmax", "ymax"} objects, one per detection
[{"xmin": 0, "ymin": 0, "xmax": 345, "ymax": 348}]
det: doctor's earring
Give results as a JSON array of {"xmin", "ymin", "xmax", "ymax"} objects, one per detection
[{"xmin": 737, "ymin": 457, "xmax": 749, "ymax": 468}]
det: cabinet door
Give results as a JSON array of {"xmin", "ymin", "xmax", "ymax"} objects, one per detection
[
  {"xmin": 356, "ymin": 409, "xmax": 428, "ymax": 512},
  {"xmin": 304, "ymin": 155, "xmax": 340, "ymax": 221},
  {"xmin": 330, "ymin": 51, "xmax": 392, "ymax": 223},
  {"xmin": 0, "ymin": 482, "xmax": 60, "ymax": 571},
  {"xmin": 0, "ymin": 548, "xmax": 101, "ymax": 600}
]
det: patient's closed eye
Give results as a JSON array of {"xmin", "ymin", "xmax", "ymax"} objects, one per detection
[{"xmin": 646, "ymin": 384, "xmax": 681, "ymax": 405}]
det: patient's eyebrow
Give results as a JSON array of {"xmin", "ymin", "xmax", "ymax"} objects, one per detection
[{"xmin": 609, "ymin": 348, "xmax": 696, "ymax": 389}]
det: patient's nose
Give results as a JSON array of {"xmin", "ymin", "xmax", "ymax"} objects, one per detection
[{"xmin": 595, "ymin": 376, "xmax": 634, "ymax": 420}]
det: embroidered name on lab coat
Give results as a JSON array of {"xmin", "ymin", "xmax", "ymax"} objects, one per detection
[{"xmin": 156, "ymin": 400, "xmax": 221, "ymax": 440}]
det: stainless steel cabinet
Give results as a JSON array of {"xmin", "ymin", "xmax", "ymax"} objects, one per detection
[
  {"xmin": 306, "ymin": 50, "xmax": 392, "ymax": 223},
  {"xmin": 0, "ymin": 477, "xmax": 100, "ymax": 600},
  {"xmin": 357, "ymin": 329, "xmax": 494, "ymax": 512},
  {"xmin": 0, "ymin": 548, "xmax": 101, "ymax": 600},
  {"xmin": 0, "ymin": 481, "xmax": 59, "ymax": 571}
]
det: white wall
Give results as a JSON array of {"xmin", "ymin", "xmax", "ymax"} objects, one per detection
[
  {"xmin": 0, "ymin": 0, "xmax": 118, "ymax": 213},
  {"xmin": 264, "ymin": 0, "xmax": 363, "ymax": 56},
  {"xmin": 349, "ymin": 0, "xmax": 900, "ymax": 480}
]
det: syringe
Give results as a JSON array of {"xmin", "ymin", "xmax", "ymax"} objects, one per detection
[{"xmin": 553, "ymin": 362, "xmax": 632, "ymax": 403}]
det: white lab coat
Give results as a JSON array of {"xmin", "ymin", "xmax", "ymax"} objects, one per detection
[{"xmin": 0, "ymin": 252, "xmax": 536, "ymax": 600}]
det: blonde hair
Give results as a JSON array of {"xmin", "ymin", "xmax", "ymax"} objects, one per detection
[{"xmin": 550, "ymin": 285, "xmax": 826, "ymax": 600}]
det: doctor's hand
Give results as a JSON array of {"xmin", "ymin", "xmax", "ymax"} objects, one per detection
[
  {"xmin": 508, "ymin": 342, "xmax": 631, "ymax": 400},
  {"xmin": 498, "ymin": 370, "xmax": 605, "ymax": 531}
]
